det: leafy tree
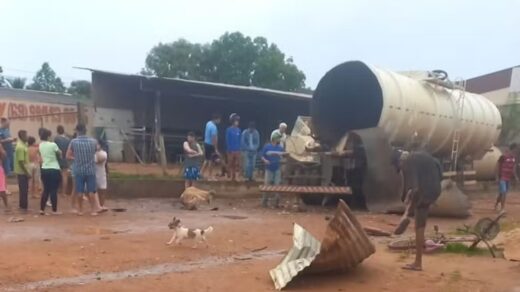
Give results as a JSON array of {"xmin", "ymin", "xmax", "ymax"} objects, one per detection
[
  {"xmin": 27, "ymin": 62, "xmax": 66, "ymax": 93},
  {"xmin": 68, "ymin": 80, "xmax": 91, "ymax": 98},
  {"xmin": 8, "ymin": 77, "xmax": 26, "ymax": 89},
  {"xmin": 144, "ymin": 39, "xmax": 207, "ymax": 80},
  {"xmin": 143, "ymin": 32, "xmax": 306, "ymax": 91},
  {"xmin": 499, "ymin": 93, "xmax": 520, "ymax": 145}
]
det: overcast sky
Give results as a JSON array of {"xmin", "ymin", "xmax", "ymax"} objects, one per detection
[{"xmin": 1, "ymin": 0, "xmax": 519, "ymax": 88}]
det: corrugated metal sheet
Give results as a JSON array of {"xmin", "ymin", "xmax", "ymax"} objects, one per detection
[
  {"xmin": 270, "ymin": 200, "xmax": 375, "ymax": 290},
  {"xmin": 269, "ymin": 224, "xmax": 321, "ymax": 290},
  {"xmin": 76, "ymin": 67, "xmax": 312, "ymax": 101},
  {"xmin": 259, "ymin": 185, "xmax": 351, "ymax": 195}
]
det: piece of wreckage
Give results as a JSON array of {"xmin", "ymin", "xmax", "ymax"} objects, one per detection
[
  {"xmin": 179, "ymin": 187, "xmax": 215, "ymax": 210},
  {"xmin": 270, "ymin": 200, "xmax": 375, "ymax": 290}
]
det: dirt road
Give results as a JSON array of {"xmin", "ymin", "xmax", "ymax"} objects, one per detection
[{"xmin": 1, "ymin": 191, "xmax": 520, "ymax": 291}]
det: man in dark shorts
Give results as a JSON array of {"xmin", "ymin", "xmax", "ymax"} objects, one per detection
[
  {"xmin": 201, "ymin": 113, "xmax": 221, "ymax": 180},
  {"xmin": 392, "ymin": 149, "xmax": 442, "ymax": 271}
]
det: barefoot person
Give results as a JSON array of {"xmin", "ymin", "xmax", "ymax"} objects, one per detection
[
  {"xmin": 66, "ymin": 124, "xmax": 102, "ymax": 216},
  {"xmin": 28, "ymin": 136, "xmax": 42, "ymax": 198},
  {"xmin": 495, "ymin": 143, "xmax": 518, "ymax": 212},
  {"xmin": 201, "ymin": 113, "xmax": 221, "ymax": 180},
  {"xmin": 182, "ymin": 132, "xmax": 203, "ymax": 188},
  {"xmin": 38, "ymin": 129, "xmax": 62, "ymax": 215},
  {"xmin": 392, "ymin": 150, "xmax": 442, "ymax": 271}
]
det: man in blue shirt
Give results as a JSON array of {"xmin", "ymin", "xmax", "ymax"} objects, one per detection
[
  {"xmin": 201, "ymin": 113, "xmax": 221, "ymax": 180},
  {"xmin": 226, "ymin": 114, "xmax": 241, "ymax": 181},
  {"xmin": 66, "ymin": 124, "xmax": 102, "ymax": 216},
  {"xmin": 241, "ymin": 121, "xmax": 260, "ymax": 182},
  {"xmin": 261, "ymin": 132, "xmax": 286, "ymax": 208}
]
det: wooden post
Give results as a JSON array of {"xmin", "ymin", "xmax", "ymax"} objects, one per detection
[{"xmin": 154, "ymin": 91, "xmax": 168, "ymax": 175}]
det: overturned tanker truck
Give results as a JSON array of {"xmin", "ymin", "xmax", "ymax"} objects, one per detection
[{"xmin": 284, "ymin": 61, "xmax": 502, "ymax": 214}]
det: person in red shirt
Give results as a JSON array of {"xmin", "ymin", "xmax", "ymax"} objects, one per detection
[{"xmin": 496, "ymin": 143, "xmax": 518, "ymax": 212}]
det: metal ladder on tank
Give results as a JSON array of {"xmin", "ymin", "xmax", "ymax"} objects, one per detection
[{"xmin": 450, "ymin": 79, "xmax": 466, "ymax": 173}]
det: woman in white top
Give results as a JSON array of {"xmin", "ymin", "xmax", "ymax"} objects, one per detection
[{"xmin": 95, "ymin": 140, "xmax": 108, "ymax": 209}]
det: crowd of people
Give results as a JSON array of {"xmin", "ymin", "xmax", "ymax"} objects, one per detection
[
  {"xmin": 0, "ymin": 120, "xmax": 109, "ymax": 216},
  {"xmin": 183, "ymin": 113, "xmax": 287, "ymax": 207}
]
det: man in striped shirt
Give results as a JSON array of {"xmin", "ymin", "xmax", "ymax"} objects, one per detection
[{"xmin": 66, "ymin": 124, "xmax": 102, "ymax": 216}]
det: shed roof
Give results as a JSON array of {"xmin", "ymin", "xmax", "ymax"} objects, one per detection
[
  {"xmin": 466, "ymin": 66, "xmax": 519, "ymax": 94},
  {"xmin": 77, "ymin": 67, "xmax": 312, "ymax": 102}
]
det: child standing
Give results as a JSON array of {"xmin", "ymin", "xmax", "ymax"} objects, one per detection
[
  {"xmin": 28, "ymin": 136, "xmax": 42, "ymax": 198},
  {"xmin": 183, "ymin": 132, "xmax": 203, "ymax": 188},
  {"xmin": 261, "ymin": 133, "xmax": 286, "ymax": 208},
  {"xmin": 95, "ymin": 140, "xmax": 109, "ymax": 210}
]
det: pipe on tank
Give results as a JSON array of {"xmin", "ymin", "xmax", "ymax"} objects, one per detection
[{"xmin": 312, "ymin": 61, "xmax": 502, "ymax": 159}]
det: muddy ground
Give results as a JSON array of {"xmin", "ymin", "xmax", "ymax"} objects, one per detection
[{"xmin": 1, "ymin": 184, "xmax": 520, "ymax": 291}]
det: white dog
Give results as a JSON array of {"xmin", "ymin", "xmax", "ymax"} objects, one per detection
[{"xmin": 166, "ymin": 216, "xmax": 213, "ymax": 247}]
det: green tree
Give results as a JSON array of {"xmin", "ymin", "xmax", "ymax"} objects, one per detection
[
  {"xmin": 68, "ymin": 80, "xmax": 91, "ymax": 98},
  {"xmin": 8, "ymin": 77, "xmax": 26, "ymax": 89},
  {"xmin": 27, "ymin": 62, "xmax": 66, "ymax": 93},
  {"xmin": 143, "ymin": 32, "xmax": 306, "ymax": 91},
  {"xmin": 144, "ymin": 39, "xmax": 207, "ymax": 79}
]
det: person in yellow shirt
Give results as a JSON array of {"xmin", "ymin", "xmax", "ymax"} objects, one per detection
[{"xmin": 14, "ymin": 130, "xmax": 31, "ymax": 211}]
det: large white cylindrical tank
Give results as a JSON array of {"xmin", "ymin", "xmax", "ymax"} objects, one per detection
[
  {"xmin": 474, "ymin": 146, "xmax": 502, "ymax": 180},
  {"xmin": 312, "ymin": 61, "xmax": 502, "ymax": 159}
]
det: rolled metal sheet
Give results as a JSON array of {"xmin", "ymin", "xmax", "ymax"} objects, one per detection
[
  {"xmin": 352, "ymin": 128, "xmax": 403, "ymax": 212},
  {"xmin": 270, "ymin": 200, "xmax": 375, "ymax": 290}
]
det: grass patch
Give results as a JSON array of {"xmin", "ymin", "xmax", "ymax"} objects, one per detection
[
  {"xmin": 443, "ymin": 243, "xmax": 488, "ymax": 256},
  {"xmin": 109, "ymin": 172, "xmax": 181, "ymax": 180},
  {"xmin": 500, "ymin": 220, "xmax": 520, "ymax": 232}
]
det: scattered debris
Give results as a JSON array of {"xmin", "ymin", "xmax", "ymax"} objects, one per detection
[
  {"xmin": 111, "ymin": 208, "xmax": 127, "ymax": 212},
  {"xmin": 43, "ymin": 238, "xmax": 51, "ymax": 242},
  {"xmin": 270, "ymin": 200, "xmax": 375, "ymax": 290},
  {"xmin": 363, "ymin": 226, "xmax": 391, "ymax": 237},
  {"xmin": 251, "ymin": 246, "xmax": 268, "ymax": 253},
  {"xmin": 180, "ymin": 187, "xmax": 215, "ymax": 210},
  {"xmin": 210, "ymin": 207, "xmax": 219, "ymax": 211},
  {"xmin": 234, "ymin": 256, "xmax": 253, "ymax": 261},
  {"xmin": 214, "ymin": 215, "xmax": 248, "ymax": 220},
  {"xmin": 7, "ymin": 217, "xmax": 24, "ymax": 223},
  {"xmin": 112, "ymin": 229, "xmax": 132, "ymax": 234}
]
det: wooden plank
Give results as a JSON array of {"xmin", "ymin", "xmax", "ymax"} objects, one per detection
[{"xmin": 259, "ymin": 185, "xmax": 352, "ymax": 195}]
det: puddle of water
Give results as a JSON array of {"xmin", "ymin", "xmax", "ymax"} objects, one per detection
[{"xmin": 3, "ymin": 249, "xmax": 284, "ymax": 291}]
